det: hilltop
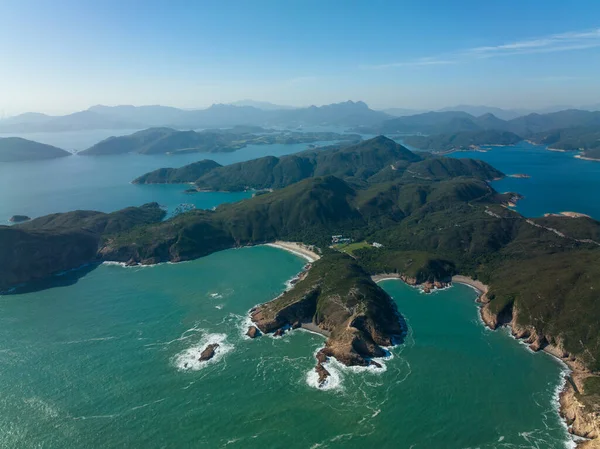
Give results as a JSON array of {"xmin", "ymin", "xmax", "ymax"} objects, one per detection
[
  {"xmin": 403, "ymin": 130, "xmax": 522, "ymax": 152},
  {"xmin": 0, "ymin": 137, "xmax": 72, "ymax": 162},
  {"xmin": 1, "ymin": 135, "xmax": 599, "ymax": 439},
  {"xmin": 359, "ymin": 109, "xmax": 600, "ymax": 137},
  {"xmin": 133, "ymin": 136, "xmax": 500, "ymax": 190},
  {"xmin": 79, "ymin": 127, "xmax": 361, "ymax": 156}
]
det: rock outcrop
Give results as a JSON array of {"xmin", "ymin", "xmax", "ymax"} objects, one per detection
[
  {"xmin": 250, "ymin": 253, "xmax": 403, "ymax": 386},
  {"xmin": 199, "ymin": 344, "xmax": 219, "ymax": 361},
  {"xmin": 246, "ymin": 326, "xmax": 259, "ymax": 338}
]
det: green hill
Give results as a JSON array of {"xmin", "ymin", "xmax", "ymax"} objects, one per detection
[
  {"xmin": 79, "ymin": 128, "xmax": 246, "ymax": 155},
  {"xmin": 132, "ymin": 160, "xmax": 222, "ymax": 184},
  {"xmin": 403, "ymin": 130, "xmax": 522, "ymax": 152},
  {"xmin": 80, "ymin": 127, "xmax": 361, "ymax": 156},
  {"xmin": 0, "ymin": 137, "xmax": 72, "ymax": 162},
  {"xmin": 0, "ymin": 203, "xmax": 165, "ymax": 289},
  {"xmin": 133, "ymin": 136, "xmax": 501, "ymax": 191},
  {"xmin": 529, "ymin": 127, "xmax": 600, "ymax": 152},
  {"xmin": 2, "ymin": 135, "xmax": 600, "ymax": 402}
]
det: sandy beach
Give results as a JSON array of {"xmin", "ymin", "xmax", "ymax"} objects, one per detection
[
  {"xmin": 371, "ymin": 273, "xmax": 402, "ymax": 283},
  {"xmin": 451, "ymin": 275, "xmax": 489, "ymax": 294},
  {"xmin": 265, "ymin": 241, "xmax": 321, "ymax": 262}
]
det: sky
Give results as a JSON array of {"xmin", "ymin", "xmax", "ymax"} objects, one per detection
[{"xmin": 1, "ymin": 0, "xmax": 599, "ymax": 116}]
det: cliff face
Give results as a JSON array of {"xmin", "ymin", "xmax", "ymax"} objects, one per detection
[
  {"xmin": 561, "ymin": 381, "xmax": 600, "ymax": 443},
  {"xmin": 479, "ymin": 298, "xmax": 600, "ymax": 445},
  {"xmin": 0, "ymin": 227, "xmax": 99, "ymax": 290},
  {"xmin": 0, "ymin": 204, "xmax": 166, "ymax": 291},
  {"xmin": 250, "ymin": 253, "xmax": 404, "ymax": 383}
]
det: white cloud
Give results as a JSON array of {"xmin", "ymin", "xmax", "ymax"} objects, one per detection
[
  {"xmin": 364, "ymin": 58, "xmax": 456, "ymax": 69},
  {"xmin": 366, "ymin": 27, "xmax": 600, "ymax": 69}
]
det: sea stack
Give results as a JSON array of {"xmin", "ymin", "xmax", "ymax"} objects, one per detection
[{"xmin": 199, "ymin": 343, "xmax": 219, "ymax": 361}]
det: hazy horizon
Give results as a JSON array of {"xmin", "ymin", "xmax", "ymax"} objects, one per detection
[{"xmin": 1, "ymin": 0, "xmax": 599, "ymax": 116}]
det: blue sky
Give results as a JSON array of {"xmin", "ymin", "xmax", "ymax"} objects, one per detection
[{"xmin": 1, "ymin": 0, "xmax": 599, "ymax": 115}]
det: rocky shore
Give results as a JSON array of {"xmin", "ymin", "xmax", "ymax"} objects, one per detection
[
  {"xmin": 453, "ymin": 275, "xmax": 600, "ymax": 447},
  {"xmin": 372, "ymin": 273, "xmax": 450, "ymax": 293},
  {"xmin": 246, "ymin": 253, "xmax": 403, "ymax": 388}
]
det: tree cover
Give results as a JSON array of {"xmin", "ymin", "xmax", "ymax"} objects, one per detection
[{"xmin": 1, "ymin": 136, "xmax": 599, "ymax": 375}]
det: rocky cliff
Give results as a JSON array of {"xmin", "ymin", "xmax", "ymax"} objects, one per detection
[{"xmin": 249, "ymin": 252, "xmax": 404, "ymax": 386}]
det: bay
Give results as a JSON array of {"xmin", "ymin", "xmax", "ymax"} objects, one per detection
[
  {"xmin": 0, "ymin": 247, "xmax": 572, "ymax": 448},
  {"xmin": 448, "ymin": 141, "xmax": 600, "ymax": 220},
  {"xmin": 0, "ymin": 129, "xmax": 339, "ymax": 223}
]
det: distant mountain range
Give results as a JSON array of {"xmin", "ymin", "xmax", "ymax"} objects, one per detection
[
  {"xmin": 228, "ymin": 100, "xmax": 297, "ymax": 110},
  {"xmin": 381, "ymin": 104, "xmax": 600, "ymax": 120},
  {"xmin": 0, "ymin": 101, "xmax": 389, "ymax": 133},
  {"xmin": 366, "ymin": 109, "xmax": 600, "ymax": 136}
]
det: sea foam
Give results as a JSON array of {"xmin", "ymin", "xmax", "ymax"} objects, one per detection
[{"xmin": 174, "ymin": 333, "xmax": 233, "ymax": 371}]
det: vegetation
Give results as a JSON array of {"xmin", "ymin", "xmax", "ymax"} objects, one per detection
[
  {"xmin": 335, "ymin": 241, "xmax": 371, "ymax": 255},
  {"xmin": 352, "ymin": 109, "xmax": 600, "ymax": 137},
  {"xmin": 132, "ymin": 160, "xmax": 222, "ymax": 184},
  {"xmin": 2, "ymin": 136, "xmax": 599, "ymax": 378},
  {"xmin": 403, "ymin": 130, "xmax": 522, "ymax": 152},
  {"xmin": 529, "ymin": 127, "xmax": 600, "ymax": 152},
  {"xmin": 252, "ymin": 251, "xmax": 403, "ymax": 365},
  {"xmin": 79, "ymin": 127, "xmax": 361, "ymax": 156},
  {"xmin": 0, "ymin": 137, "xmax": 72, "ymax": 162},
  {"xmin": 0, "ymin": 203, "xmax": 165, "ymax": 290}
]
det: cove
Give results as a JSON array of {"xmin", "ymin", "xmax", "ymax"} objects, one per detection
[{"xmin": 0, "ymin": 246, "xmax": 572, "ymax": 448}]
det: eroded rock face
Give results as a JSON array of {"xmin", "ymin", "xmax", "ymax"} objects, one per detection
[
  {"xmin": 315, "ymin": 363, "xmax": 330, "ymax": 387},
  {"xmin": 560, "ymin": 381, "xmax": 600, "ymax": 441},
  {"xmin": 246, "ymin": 326, "xmax": 259, "ymax": 338},
  {"xmin": 370, "ymin": 360, "xmax": 382, "ymax": 368},
  {"xmin": 199, "ymin": 343, "xmax": 219, "ymax": 361},
  {"xmin": 273, "ymin": 328, "xmax": 285, "ymax": 337},
  {"xmin": 249, "ymin": 253, "xmax": 404, "ymax": 380}
]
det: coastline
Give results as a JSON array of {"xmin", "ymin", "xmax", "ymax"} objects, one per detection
[
  {"xmin": 452, "ymin": 275, "xmax": 598, "ymax": 447},
  {"xmin": 265, "ymin": 241, "xmax": 321, "ymax": 262},
  {"xmin": 575, "ymin": 155, "xmax": 600, "ymax": 162},
  {"xmin": 371, "ymin": 273, "xmax": 402, "ymax": 283}
]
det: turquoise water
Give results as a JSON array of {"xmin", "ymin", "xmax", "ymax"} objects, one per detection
[
  {"xmin": 0, "ymin": 247, "xmax": 571, "ymax": 448},
  {"xmin": 447, "ymin": 141, "xmax": 600, "ymax": 219},
  {"xmin": 0, "ymin": 134, "xmax": 335, "ymax": 223}
]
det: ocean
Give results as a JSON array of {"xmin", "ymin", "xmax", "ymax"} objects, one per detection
[
  {"xmin": 447, "ymin": 141, "xmax": 600, "ymax": 219},
  {"xmin": 0, "ymin": 248, "xmax": 571, "ymax": 448},
  {"xmin": 0, "ymin": 134, "xmax": 338, "ymax": 223},
  {"xmin": 0, "ymin": 132, "xmax": 583, "ymax": 448}
]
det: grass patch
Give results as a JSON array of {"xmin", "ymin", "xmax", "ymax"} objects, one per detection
[{"xmin": 335, "ymin": 240, "xmax": 371, "ymax": 255}]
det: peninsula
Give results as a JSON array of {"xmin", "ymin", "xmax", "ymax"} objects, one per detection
[
  {"xmin": 1, "ymin": 136, "xmax": 598, "ymax": 443},
  {"xmin": 79, "ymin": 127, "xmax": 361, "ymax": 156},
  {"xmin": 0, "ymin": 137, "xmax": 72, "ymax": 162}
]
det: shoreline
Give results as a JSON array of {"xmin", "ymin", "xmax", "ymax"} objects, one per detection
[
  {"xmin": 383, "ymin": 273, "xmax": 595, "ymax": 447},
  {"xmin": 452, "ymin": 275, "xmax": 596, "ymax": 447},
  {"xmin": 265, "ymin": 241, "xmax": 321, "ymax": 262},
  {"xmin": 575, "ymin": 154, "xmax": 600, "ymax": 162}
]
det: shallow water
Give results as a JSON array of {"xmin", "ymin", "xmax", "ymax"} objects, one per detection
[{"xmin": 0, "ymin": 247, "xmax": 572, "ymax": 448}]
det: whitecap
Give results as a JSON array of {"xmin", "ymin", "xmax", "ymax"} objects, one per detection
[
  {"xmin": 173, "ymin": 333, "xmax": 233, "ymax": 371},
  {"xmin": 305, "ymin": 346, "xmax": 392, "ymax": 391}
]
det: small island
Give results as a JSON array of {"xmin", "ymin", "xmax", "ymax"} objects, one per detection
[
  {"xmin": 507, "ymin": 173, "xmax": 531, "ymax": 179},
  {"xmin": 79, "ymin": 127, "xmax": 362, "ymax": 156},
  {"xmin": 0, "ymin": 137, "xmax": 72, "ymax": 162},
  {"xmin": 8, "ymin": 215, "xmax": 31, "ymax": 223},
  {"xmin": 402, "ymin": 130, "xmax": 522, "ymax": 153},
  {"xmin": 1, "ymin": 136, "xmax": 599, "ymax": 443}
]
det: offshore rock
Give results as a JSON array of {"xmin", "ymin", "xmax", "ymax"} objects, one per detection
[{"xmin": 199, "ymin": 343, "xmax": 219, "ymax": 361}]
